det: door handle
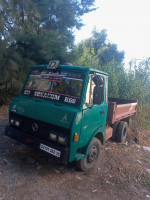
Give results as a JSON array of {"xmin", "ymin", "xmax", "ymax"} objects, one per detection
[{"xmin": 100, "ymin": 110, "xmax": 105, "ymax": 115}]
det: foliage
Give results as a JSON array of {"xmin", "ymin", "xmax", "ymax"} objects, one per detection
[
  {"xmin": 70, "ymin": 30, "xmax": 150, "ymax": 109},
  {"xmin": 0, "ymin": 0, "xmax": 96, "ymax": 103},
  {"xmin": 136, "ymin": 107, "xmax": 150, "ymax": 130},
  {"xmin": 0, "ymin": 0, "xmax": 150, "ymax": 126},
  {"xmin": 125, "ymin": 59, "xmax": 150, "ymax": 107},
  {"xmin": 70, "ymin": 29, "xmax": 124, "ymax": 67},
  {"xmin": 70, "ymin": 29, "xmax": 126, "ymax": 98}
]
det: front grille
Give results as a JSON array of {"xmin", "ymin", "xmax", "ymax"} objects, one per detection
[{"xmin": 10, "ymin": 112, "xmax": 70, "ymax": 146}]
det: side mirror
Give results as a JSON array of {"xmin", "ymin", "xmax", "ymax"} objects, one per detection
[{"xmin": 93, "ymin": 86, "xmax": 103, "ymax": 105}]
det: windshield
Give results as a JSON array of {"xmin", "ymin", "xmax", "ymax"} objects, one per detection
[{"xmin": 22, "ymin": 69, "xmax": 85, "ymax": 106}]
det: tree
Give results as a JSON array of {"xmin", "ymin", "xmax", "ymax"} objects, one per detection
[
  {"xmin": 70, "ymin": 29, "xmax": 125, "ymax": 98},
  {"xmin": 125, "ymin": 58, "xmax": 150, "ymax": 106},
  {"xmin": 0, "ymin": 0, "xmax": 96, "ymax": 103},
  {"xmin": 71, "ymin": 29, "xmax": 124, "ymax": 67}
]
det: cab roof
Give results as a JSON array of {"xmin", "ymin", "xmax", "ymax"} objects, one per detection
[{"xmin": 31, "ymin": 64, "xmax": 108, "ymax": 76}]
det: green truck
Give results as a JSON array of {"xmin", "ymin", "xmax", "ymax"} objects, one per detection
[{"xmin": 5, "ymin": 61, "xmax": 138, "ymax": 171}]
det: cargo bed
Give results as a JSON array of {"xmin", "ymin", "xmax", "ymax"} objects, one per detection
[{"xmin": 107, "ymin": 97, "xmax": 138, "ymax": 125}]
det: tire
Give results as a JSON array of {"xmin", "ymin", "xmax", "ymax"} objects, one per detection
[
  {"xmin": 112, "ymin": 121, "xmax": 120, "ymax": 141},
  {"xmin": 116, "ymin": 121, "xmax": 128, "ymax": 143},
  {"xmin": 76, "ymin": 138, "xmax": 101, "ymax": 172}
]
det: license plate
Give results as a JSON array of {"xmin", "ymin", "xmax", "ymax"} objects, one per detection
[{"xmin": 40, "ymin": 143, "xmax": 61, "ymax": 158}]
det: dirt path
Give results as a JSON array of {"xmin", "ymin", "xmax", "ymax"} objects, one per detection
[{"xmin": 0, "ymin": 106, "xmax": 150, "ymax": 200}]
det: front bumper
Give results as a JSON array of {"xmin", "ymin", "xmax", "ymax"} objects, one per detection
[{"xmin": 4, "ymin": 125, "xmax": 69, "ymax": 164}]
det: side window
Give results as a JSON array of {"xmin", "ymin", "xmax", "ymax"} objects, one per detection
[{"xmin": 85, "ymin": 75, "xmax": 104, "ymax": 105}]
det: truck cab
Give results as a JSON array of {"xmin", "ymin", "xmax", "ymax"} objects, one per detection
[{"xmin": 5, "ymin": 62, "xmax": 109, "ymax": 170}]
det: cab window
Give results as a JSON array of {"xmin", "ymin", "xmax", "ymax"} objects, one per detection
[{"xmin": 85, "ymin": 75, "xmax": 104, "ymax": 105}]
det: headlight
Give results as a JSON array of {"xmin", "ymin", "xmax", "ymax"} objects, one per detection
[
  {"xmin": 49, "ymin": 133, "xmax": 57, "ymax": 141},
  {"xmin": 10, "ymin": 119, "xmax": 15, "ymax": 125},
  {"xmin": 58, "ymin": 136, "xmax": 66, "ymax": 145},
  {"xmin": 15, "ymin": 121, "xmax": 20, "ymax": 127}
]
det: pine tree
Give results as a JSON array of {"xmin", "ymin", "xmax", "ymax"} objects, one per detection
[{"xmin": 0, "ymin": 0, "xmax": 96, "ymax": 103}]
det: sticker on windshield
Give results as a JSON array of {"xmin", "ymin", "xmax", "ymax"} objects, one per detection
[
  {"xmin": 24, "ymin": 90, "xmax": 31, "ymax": 95},
  {"xmin": 64, "ymin": 97, "xmax": 76, "ymax": 104},
  {"xmin": 40, "ymin": 75, "xmax": 63, "ymax": 82},
  {"xmin": 34, "ymin": 91, "xmax": 60, "ymax": 100},
  {"xmin": 23, "ymin": 69, "xmax": 84, "ymax": 106}
]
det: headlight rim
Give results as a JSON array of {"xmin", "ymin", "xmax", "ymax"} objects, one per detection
[
  {"xmin": 49, "ymin": 132, "xmax": 57, "ymax": 141},
  {"xmin": 15, "ymin": 120, "xmax": 20, "ymax": 127},
  {"xmin": 58, "ymin": 135, "xmax": 67, "ymax": 145}
]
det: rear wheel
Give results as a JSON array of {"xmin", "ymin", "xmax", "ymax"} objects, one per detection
[
  {"xmin": 112, "ymin": 121, "xmax": 120, "ymax": 141},
  {"xmin": 76, "ymin": 138, "xmax": 101, "ymax": 172},
  {"xmin": 116, "ymin": 121, "xmax": 128, "ymax": 143}
]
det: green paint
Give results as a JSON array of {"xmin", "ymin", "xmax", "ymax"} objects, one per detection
[{"xmin": 9, "ymin": 64, "xmax": 109, "ymax": 163}]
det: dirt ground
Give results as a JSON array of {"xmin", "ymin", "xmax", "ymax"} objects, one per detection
[{"xmin": 1, "ymin": 106, "xmax": 150, "ymax": 200}]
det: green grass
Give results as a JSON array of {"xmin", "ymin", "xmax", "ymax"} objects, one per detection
[
  {"xmin": 118, "ymin": 182, "xmax": 130, "ymax": 190},
  {"xmin": 145, "ymin": 179, "xmax": 150, "ymax": 187},
  {"xmin": 137, "ymin": 107, "xmax": 150, "ymax": 130}
]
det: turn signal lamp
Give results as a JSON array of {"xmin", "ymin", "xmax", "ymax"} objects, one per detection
[{"xmin": 74, "ymin": 133, "xmax": 79, "ymax": 141}]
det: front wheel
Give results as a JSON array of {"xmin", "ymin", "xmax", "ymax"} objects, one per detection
[{"xmin": 76, "ymin": 138, "xmax": 101, "ymax": 172}]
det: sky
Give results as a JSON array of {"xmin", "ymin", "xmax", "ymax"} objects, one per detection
[{"xmin": 75, "ymin": 0, "xmax": 150, "ymax": 65}]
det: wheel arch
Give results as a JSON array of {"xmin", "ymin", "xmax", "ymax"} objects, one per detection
[
  {"xmin": 121, "ymin": 117, "xmax": 129, "ymax": 125},
  {"xmin": 95, "ymin": 132, "xmax": 104, "ymax": 145},
  {"xmin": 84, "ymin": 127, "xmax": 105, "ymax": 157}
]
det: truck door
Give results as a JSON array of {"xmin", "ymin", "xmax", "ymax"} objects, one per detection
[{"xmin": 79, "ymin": 74, "xmax": 108, "ymax": 148}]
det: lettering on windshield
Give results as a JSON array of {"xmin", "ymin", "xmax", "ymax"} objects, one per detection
[
  {"xmin": 64, "ymin": 97, "xmax": 76, "ymax": 104},
  {"xmin": 40, "ymin": 75, "xmax": 63, "ymax": 82},
  {"xmin": 34, "ymin": 91, "xmax": 60, "ymax": 100}
]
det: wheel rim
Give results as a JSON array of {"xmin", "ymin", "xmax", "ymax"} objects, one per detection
[
  {"xmin": 123, "ymin": 127, "xmax": 127, "ymax": 137},
  {"xmin": 87, "ymin": 145, "xmax": 98, "ymax": 163},
  {"xmin": 122, "ymin": 127, "xmax": 127, "ymax": 143}
]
